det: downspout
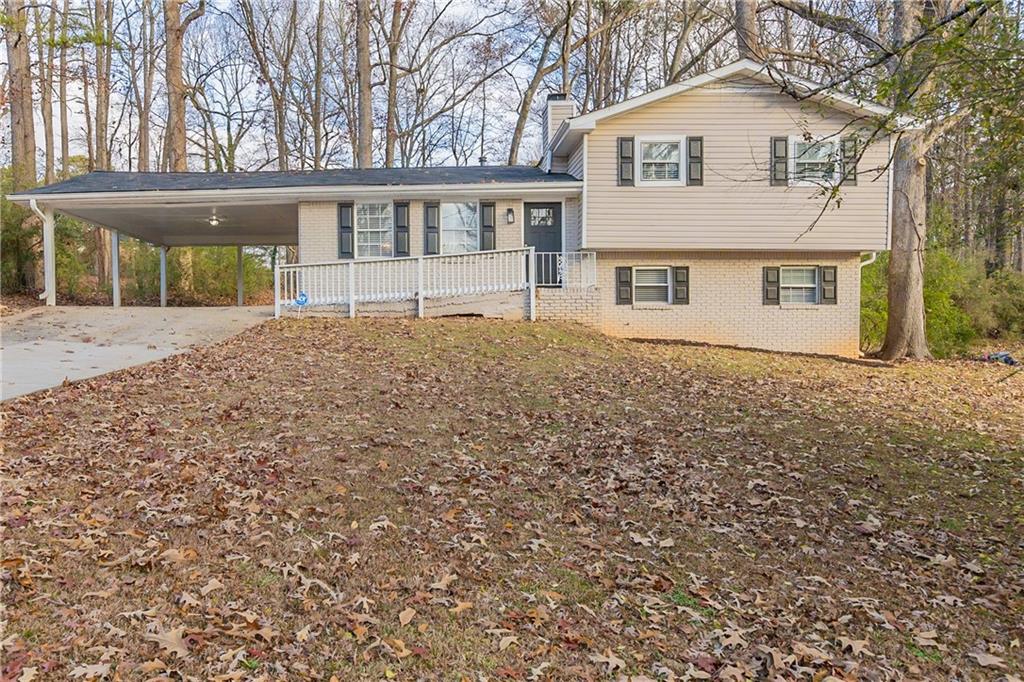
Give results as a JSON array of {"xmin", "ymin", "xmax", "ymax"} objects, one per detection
[
  {"xmin": 29, "ymin": 199, "xmax": 54, "ymax": 303},
  {"xmin": 859, "ymin": 252, "xmax": 877, "ymax": 270}
]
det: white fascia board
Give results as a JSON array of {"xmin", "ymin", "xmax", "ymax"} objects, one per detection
[{"xmin": 7, "ymin": 180, "xmax": 584, "ymax": 207}]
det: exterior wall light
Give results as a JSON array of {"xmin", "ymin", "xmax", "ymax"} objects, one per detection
[{"xmin": 506, "ymin": 208, "xmax": 515, "ymax": 224}]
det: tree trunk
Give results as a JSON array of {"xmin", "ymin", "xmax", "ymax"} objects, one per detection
[
  {"xmin": 735, "ymin": 0, "xmax": 763, "ymax": 61},
  {"xmin": 312, "ymin": 0, "xmax": 326, "ymax": 169},
  {"xmin": 36, "ymin": 3, "xmax": 56, "ymax": 183},
  {"xmin": 5, "ymin": 0, "xmax": 37, "ymax": 191},
  {"xmin": 383, "ymin": 0, "xmax": 403, "ymax": 168},
  {"xmin": 59, "ymin": 0, "xmax": 70, "ymax": 177},
  {"xmin": 164, "ymin": 0, "xmax": 205, "ymax": 172},
  {"xmin": 355, "ymin": 0, "xmax": 373, "ymax": 168},
  {"xmin": 880, "ymin": 132, "xmax": 931, "ymax": 360},
  {"xmin": 507, "ymin": 30, "xmax": 557, "ymax": 165},
  {"xmin": 137, "ymin": 0, "xmax": 156, "ymax": 171},
  {"xmin": 94, "ymin": 0, "xmax": 111, "ymax": 170}
]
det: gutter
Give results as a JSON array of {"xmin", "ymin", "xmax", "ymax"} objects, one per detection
[{"xmin": 28, "ymin": 199, "xmax": 51, "ymax": 302}]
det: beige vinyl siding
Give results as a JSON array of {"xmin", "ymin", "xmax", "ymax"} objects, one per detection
[
  {"xmin": 298, "ymin": 196, "xmax": 582, "ymax": 262},
  {"xmin": 550, "ymin": 156, "xmax": 569, "ymax": 173},
  {"xmin": 584, "ymin": 84, "xmax": 890, "ymax": 251},
  {"xmin": 563, "ymin": 197, "xmax": 581, "ymax": 251},
  {"xmin": 567, "ymin": 142, "xmax": 585, "ymax": 179}
]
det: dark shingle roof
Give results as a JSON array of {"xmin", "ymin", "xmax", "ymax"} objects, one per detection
[{"xmin": 20, "ymin": 166, "xmax": 578, "ymax": 195}]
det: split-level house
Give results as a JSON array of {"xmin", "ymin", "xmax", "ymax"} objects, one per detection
[{"xmin": 10, "ymin": 60, "xmax": 901, "ymax": 357}]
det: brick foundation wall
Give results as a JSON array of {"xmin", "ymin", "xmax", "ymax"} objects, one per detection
[{"xmin": 535, "ymin": 286, "xmax": 603, "ymax": 327}]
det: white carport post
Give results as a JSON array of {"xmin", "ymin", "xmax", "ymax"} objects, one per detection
[
  {"xmin": 159, "ymin": 246, "xmax": 168, "ymax": 307},
  {"xmin": 236, "ymin": 246, "xmax": 244, "ymax": 306},
  {"xmin": 29, "ymin": 200, "xmax": 56, "ymax": 306},
  {"xmin": 111, "ymin": 229, "xmax": 121, "ymax": 307}
]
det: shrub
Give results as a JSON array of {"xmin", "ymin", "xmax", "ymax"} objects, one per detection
[{"xmin": 860, "ymin": 249, "xmax": 991, "ymax": 358}]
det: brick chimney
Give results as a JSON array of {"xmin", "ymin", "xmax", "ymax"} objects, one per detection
[{"xmin": 542, "ymin": 93, "xmax": 577, "ymax": 161}]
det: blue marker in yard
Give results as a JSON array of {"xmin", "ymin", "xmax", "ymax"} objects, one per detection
[{"xmin": 295, "ymin": 292, "xmax": 308, "ymax": 307}]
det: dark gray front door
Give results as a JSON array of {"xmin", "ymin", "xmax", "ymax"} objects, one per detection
[{"xmin": 525, "ymin": 202, "xmax": 562, "ymax": 285}]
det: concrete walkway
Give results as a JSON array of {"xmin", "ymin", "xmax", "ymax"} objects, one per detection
[{"xmin": 1, "ymin": 306, "xmax": 271, "ymax": 400}]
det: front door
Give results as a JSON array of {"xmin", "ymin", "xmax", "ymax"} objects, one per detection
[{"xmin": 524, "ymin": 202, "xmax": 562, "ymax": 285}]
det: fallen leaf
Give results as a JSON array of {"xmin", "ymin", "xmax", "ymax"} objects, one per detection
[
  {"xmin": 968, "ymin": 651, "xmax": 1006, "ymax": 669},
  {"xmin": 145, "ymin": 627, "xmax": 190, "ymax": 659}
]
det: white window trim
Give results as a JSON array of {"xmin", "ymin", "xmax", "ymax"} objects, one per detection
[
  {"xmin": 632, "ymin": 265, "xmax": 672, "ymax": 305},
  {"xmin": 439, "ymin": 199, "xmax": 482, "ymax": 255},
  {"xmin": 779, "ymin": 265, "xmax": 819, "ymax": 304},
  {"xmin": 788, "ymin": 135, "xmax": 840, "ymax": 188},
  {"xmin": 635, "ymin": 136, "xmax": 687, "ymax": 187},
  {"xmin": 354, "ymin": 200, "xmax": 394, "ymax": 259}
]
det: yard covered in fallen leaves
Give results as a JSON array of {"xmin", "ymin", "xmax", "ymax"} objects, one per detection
[{"xmin": 3, "ymin": 318, "xmax": 1022, "ymax": 681}]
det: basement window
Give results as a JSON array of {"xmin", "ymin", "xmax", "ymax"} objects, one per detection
[
  {"xmin": 633, "ymin": 267, "xmax": 670, "ymax": 303},
  {"xmin": 780, "ymin": 266, "xmax": 819, "ymax": 303}
]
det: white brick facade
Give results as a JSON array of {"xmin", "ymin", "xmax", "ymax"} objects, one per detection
[{"xmin": 555, "ymin": 251, "xmax": 862, "ymax": 356}]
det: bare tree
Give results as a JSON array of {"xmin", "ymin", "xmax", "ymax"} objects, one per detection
[
  {"xmin": 234, "ymin": 0, "xmax": 299, "ymax": 171},
  {"xmin": 164, "ymin": 0, "xmax": 205, "ymax": 172},
  {"xmin": 34, "ymin": 2, "xmax": 57, "ymax": 183},
  {"xmin": 355, "ymin": 0, "xmax": 373, "ymax": 167},
  {"xmin": 5, "ymin": 0, "xmax": 38, "ymax": 191},
  {"xmin": 735, "ymin": 0, "xmax": 764, "ymax": 60}
]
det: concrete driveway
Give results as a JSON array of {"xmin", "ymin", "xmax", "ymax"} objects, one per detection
[{"xmin": 1, "ymin": 306, "xmax": 271, "ymax": 400}]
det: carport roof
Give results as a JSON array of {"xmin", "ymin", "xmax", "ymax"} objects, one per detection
[
  {"xmin": 8, "ymin": 166, "xmax": 582, "ymax": 247},
  {"xmin": 16, "ymin": 166, "xmax": 578, "ymax": 195}
]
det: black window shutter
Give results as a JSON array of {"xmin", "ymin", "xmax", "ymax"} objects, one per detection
[
  {"xmin": 480, "ymin": 202, "xmax": 496, "ymax": 251},
  {"xmin": 615, "ymin": 267, "xmax": 632, "ymax": 304},
  {"xmin": 687, "ymin": 137, "xmax": 703, "ymax": 186},
  {"xmin": 672, "ymin": 266, "xmax": 689, "ymax": 304},
  {"xmin": 338, "ymin": 203, "xmax": 354, "ymax": 259},
  {"xmin": 763, "ymin": 266, "xmax": 780, "ymax": 305},
  {"xmin": 770, "ymin": 137, "xmax": 788, "ymax": 186},
  {"xmin": 841, "ymin": 136, "xmax": 858, "ymax": 186},
  {"xmin": 424, "ymin": 202, "xmax": 440, "ymax": 255},
  {"xmin": 819, "ymin": 265, "xmax": 837, "ymax": 304},
  {"xmin": 394, "ymin": 202, "xmax": 410, "ymax": 257},
  {"xmin": 617, "ymin": 137, "xmax": 634, "ymax": 186}
]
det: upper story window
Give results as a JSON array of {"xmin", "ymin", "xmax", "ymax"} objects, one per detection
[
  {"xmin": 639, "ymin": 139, "xmax": 682, "ymax": 183},
  {"xmin": 356, "ymin": 202, "xmax": 393, "ymax": 258},
  {"xmin": 441, "ymin": 202, "xmax": 479, "ymax": 254},
  {"xmin": 791, "ymin": 137, "xmax": 839, "ymax": 185},
  {"xmin": 779, "ymin": 266, "xmax": 818, "ymax": 303}
]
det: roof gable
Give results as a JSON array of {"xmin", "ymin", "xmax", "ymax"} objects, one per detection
[{"xmin": 549, "ymin": 59, "xmax": 914, "ymax": 156}]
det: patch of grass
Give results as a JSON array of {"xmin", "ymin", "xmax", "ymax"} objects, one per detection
[
  {"xmin": 670, "ymin": 589, "xmax": 717, "ymax": 618},
  {"xmin": 909, "ymin": 646, "xmax": 943, "ymax": 663}
]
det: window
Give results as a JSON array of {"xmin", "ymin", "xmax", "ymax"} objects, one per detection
[
  {"xmin": 780, "ymin": 266, "xmax": 818, "ymax": 303},
  {"xmin": 791, "ymin": 138, "xmax": 839, "ymax": 185},
  {"xmin": 356, "ymin": 203, "xmax": 393, "ymax": 258},
  {"xmin": 441, "ymin": 202, "xmax": 479, "ymax": 254},
  {"xmin": 528, "ymin": 206, "xmax": 555, "ymax": 227},
  {"xmin": 633, "ymin": 267, "xmax": 670, "ymax": 303},
  {"xmin": 639, "ymin": 140, "xmax": 682, "ymax": 182}
]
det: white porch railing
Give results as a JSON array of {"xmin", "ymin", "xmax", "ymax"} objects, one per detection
[
  {"xmin": 275, "ymin": 247, "xmax": 535, "ymax": 319},
  {"xmin": 534, "ymin": 251, "xmax": 597, "ymax": 289},
  {"xmin": 274, "ymin": 248, "xmax": 598, "ymax": 320}
]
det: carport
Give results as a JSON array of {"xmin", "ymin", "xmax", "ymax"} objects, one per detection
[{"xmin": 8, "ymin": 171, "xmax": 300, "ymax": 307}]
